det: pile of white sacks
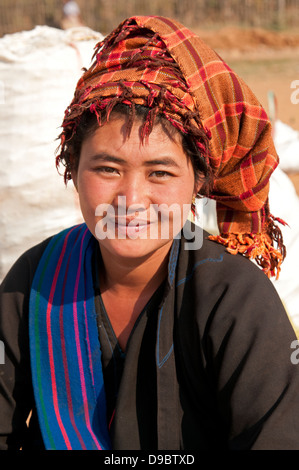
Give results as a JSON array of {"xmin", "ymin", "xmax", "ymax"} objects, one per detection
[
  {"xmin": 0, "ymin": 26, "xmax": 103, "ymax": 281},
  {"xmin": 0, "ymin": 25, "xmax": 298, "ymax": 333}
]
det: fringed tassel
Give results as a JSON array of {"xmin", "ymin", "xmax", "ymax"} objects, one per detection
[{"xmin": 208, "ymin": 216, "xmax": 287, "ymax": 280}]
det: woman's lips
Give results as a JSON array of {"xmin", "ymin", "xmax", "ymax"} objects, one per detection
[
  {"xmin": 115, "ymin": 217, "xmax": 149, "ymax": 226},
  {"xmin": 114, "ymin": 218, "xmax": 151, "ymax": 237}
]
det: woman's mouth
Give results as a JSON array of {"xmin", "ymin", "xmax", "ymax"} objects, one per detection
[{"xmin": 114, "ymin": 217, "xmax": 151, "ymax": 238}]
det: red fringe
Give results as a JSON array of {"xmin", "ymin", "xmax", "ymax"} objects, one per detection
[{"xmin": 208, "ymin": 216, "xmax": 287, "ymax": 280}]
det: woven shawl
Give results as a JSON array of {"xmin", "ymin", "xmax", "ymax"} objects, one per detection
[
  {"xmin": 57, "ymin": 16, "xmax": 286, "ymax": 278},
  {"xmin": 29, "ymin": 224, "xmax": 111, "ymax": 450}
]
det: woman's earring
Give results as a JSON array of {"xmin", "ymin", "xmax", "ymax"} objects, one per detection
[{"xmin": 191, "ymin": 195, "xmax": 196, "ymax": 222}]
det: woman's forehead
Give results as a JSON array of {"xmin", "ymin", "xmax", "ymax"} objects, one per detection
[
  {"xmin": 91, "ymin": 113, "xmax": 181, "ymax": 144},
  {"xmin": 80, "ymin": 116, "xmax": 188, "ymax": 165}
]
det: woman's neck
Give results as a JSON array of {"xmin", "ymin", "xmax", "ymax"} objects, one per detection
[
  {"xmin": 98, "ymin": 241, "xmax": 172, "ymax": 296},
  {"xmin": 98, "ymin": 241, "xmax": 173, "ymax": 351}
]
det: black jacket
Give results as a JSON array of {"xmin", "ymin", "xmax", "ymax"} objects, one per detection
[{"xmin": 1, "ymin": 226, "xmax": 299, "ymax": 450}]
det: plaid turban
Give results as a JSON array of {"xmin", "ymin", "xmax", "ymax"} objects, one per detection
[{"xmin": 57, "ymin": 16, "xmax": 286, "ymax": 278}]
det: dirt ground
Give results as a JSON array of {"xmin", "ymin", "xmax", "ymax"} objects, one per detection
[{"xmin": 197, "ymin": 27, "xmax": 299, "ymax": 194}]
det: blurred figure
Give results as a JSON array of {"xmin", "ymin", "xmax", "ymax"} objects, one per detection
[{"xmin": 61, "ymin": 0, "xmax": 83, "ymax": 29}]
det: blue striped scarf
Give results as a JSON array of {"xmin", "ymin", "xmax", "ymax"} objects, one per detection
[{"xmin": 29, "ymin": 224, "xmax": 111, "ymax": 450}]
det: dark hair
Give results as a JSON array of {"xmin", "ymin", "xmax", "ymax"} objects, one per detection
[{"xmin": 58, "ymin": 103, "xmax": 212, "ymax": 196}]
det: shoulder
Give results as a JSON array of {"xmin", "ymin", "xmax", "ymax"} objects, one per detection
[
  {"xmin": 0, "ymin": 236, "xmax": 55, "ymax": 370},
  {"xmin": 1, "ymin": 224, "xmax": 88, "ymax": 294},
  {"xmin": 177, "ymin": 227, "xmax": 297, "ymax": 389},
  {"xmin": 0, "ymin": 237, "xmax": 53, "ymax": 295},
  {"xmin": 178, "ymin": 225, "xmax": 292, "ymax": 337},
  {"xmin": 179, "ymin": 224, "xmax": 272, "ymax": 292}
]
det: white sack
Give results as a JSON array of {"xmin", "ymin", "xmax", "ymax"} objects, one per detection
[
  {"xmin": 274, "ymin": 119, "xmax": 299, "ymax": 173},
  {"xmin": 268, "ymin": 166, "xmax": 299, "ymax": 331},
  {"xmin": 0, "ymin": 26, "xmax": 103, "ymax": 281}
]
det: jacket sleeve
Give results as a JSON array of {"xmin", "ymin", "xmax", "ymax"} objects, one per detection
[
  {"xmin": 201, "ymin": 255, "xmax": 299, "ymax": 450},
  {"xmin": 0, "ymin": 239, "xmax": 50, "ymax": 449}
]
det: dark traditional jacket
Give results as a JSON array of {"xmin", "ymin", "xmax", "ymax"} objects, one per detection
[{"xmin": 1, "ymin": 224, "xmax": 299, "ymax": 450}]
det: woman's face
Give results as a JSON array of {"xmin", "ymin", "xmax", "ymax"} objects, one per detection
[{"xmin": 72, "ymin": 115, "xmax": 201, "ymax": 261}]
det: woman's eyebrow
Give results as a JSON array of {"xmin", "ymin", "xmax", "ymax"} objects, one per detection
[
  {"xmin": 90, "ymin": 153, "xmax": 126, "ymax": 164},
  {"xmin": 143, "ymin": 157, "xmax": 180, "ymax": 167},
  {"xmin": 90, "ymin": 153, "xmax": 180, "ymax": 167}
]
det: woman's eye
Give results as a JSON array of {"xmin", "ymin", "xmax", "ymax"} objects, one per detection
[
  {"xmin": 94, "ymin": 166, "xmax": 119, "ymax": 175},
  {"xmin": 150, "ymin": 170, "xmax": 171, "ymax": 178}
]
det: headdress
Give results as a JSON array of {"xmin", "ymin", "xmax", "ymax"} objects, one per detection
[{"xmin": 57, "ymin": 16, "xmax": 286, "ymax": 278}]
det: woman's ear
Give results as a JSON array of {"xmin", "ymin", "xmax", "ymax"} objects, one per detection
[
  {"xmin": 71, "ymin": 168, "xmax": 78, "ymax": 191},
  {"xmin": 193, "ymin": 167, "xmax": 210, "ymax": 197},
  {"xmin": 193, "ymin": 180, "xmax": 202, "ymax": 198},
  {"xmin": 69, "ymin": 155, "xmax": 78, "ymax": 190}
]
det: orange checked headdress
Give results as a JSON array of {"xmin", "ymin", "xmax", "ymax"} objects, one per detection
[{"xmin": 57, "ymin": 16, "xmax": 286, "ymax": 278}]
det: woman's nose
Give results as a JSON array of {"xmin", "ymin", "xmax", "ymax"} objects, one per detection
[{"xmin": 117, "ymin": 174, "xmax": 148, "ymax": 213}]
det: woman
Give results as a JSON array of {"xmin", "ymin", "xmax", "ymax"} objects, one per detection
[{"xmin": 1, "ymin": 16, "xmax": 299, "ymax": 450}]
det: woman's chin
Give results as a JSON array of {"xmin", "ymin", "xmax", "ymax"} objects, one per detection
[{"xmin": 97, "ymin": 237, "xmax": 173, "ymax": 262}]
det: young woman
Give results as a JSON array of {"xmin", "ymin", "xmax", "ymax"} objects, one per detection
[{"xmin": 1, "ymin": 16, "xmax": 299, "ymax": 450}]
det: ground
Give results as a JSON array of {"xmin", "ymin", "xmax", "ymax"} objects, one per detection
[{"xmin": 196, "ymin": 26, "xmax": 299, "ymax": 193}]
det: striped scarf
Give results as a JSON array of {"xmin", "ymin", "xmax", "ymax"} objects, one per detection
[
  {"xmin": 29, "ymin": 224, "xmax": 111, "ymax": 450},
  {"xmin": 57, "ymin": 16, "xmax": 286, "ymax": 278}
]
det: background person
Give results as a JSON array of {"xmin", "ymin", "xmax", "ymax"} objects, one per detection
[{"xmin": 61, "ymin": 0, "xmax": 83, "ymax": 29}]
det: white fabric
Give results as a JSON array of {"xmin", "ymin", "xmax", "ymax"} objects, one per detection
[
  {"xmin": 274, "ymin": 119, "xmax": 299, "ymax": 173},
  {"xmin": 268, "ymin": 166, "xmax": 299, "ymax": 331},
  {"xmin": 0, "ymin": 26, "xmax": 103, "ymax": 281}
]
